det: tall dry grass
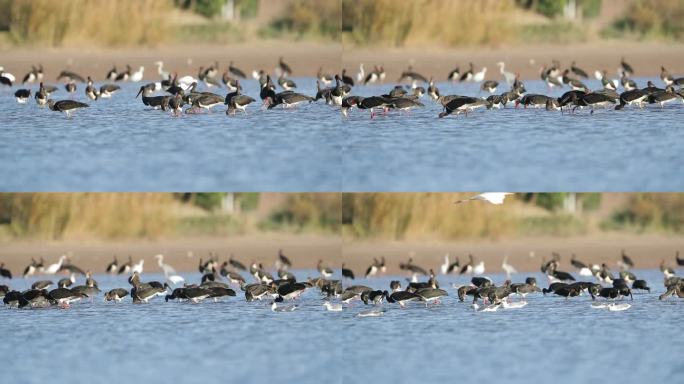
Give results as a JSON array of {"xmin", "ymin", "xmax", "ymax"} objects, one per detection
[
  {"xmin": 8, "ymin": 0, "xmax": 173, "ymax": 47},
  {"xmin": 343, "ymin": 193, "xmax": 518, "ymax": 240},
  {"xmin": 1, "ymin": 193, "xmax": 176, "ymax": 240},
  {"xmin": 342, "ymin": 0, "xmax": 516, "ymax": 47}
]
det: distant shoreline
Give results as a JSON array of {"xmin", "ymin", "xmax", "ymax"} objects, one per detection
[
  {"xmin": 0, "ymin": 41, "xmax": 342, "ymax": 81},
  {"xmin": 342, "ymin": 41, "xmax": 684, "ymax": 82}
]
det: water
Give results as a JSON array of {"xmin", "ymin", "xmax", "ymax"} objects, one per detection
[
  {"xmin": 2, "ymin": 271, "xmax": 342, "ymax": 384},
  {"xmin": 343, "ymin": 77, "xmax": 684, "ymax": 191},
  {"xmin": 0, "ymin": 79, "xmax": 341, "ymax": 191},
  {"xmin": 3, "ymin": 269, "xmax": 682, "ymax": 383}
]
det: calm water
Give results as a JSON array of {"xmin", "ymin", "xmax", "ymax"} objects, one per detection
[
  {"xmin": 0, "ymin": 79, "xmax": 340, "ymax": 191},
  {"xmin": 343, "ymin": 77, "xmax": 684, "ymax": 191},
  {"xmin": 3, "ymin": 269, "xmax": 682, "ymax": 383}
]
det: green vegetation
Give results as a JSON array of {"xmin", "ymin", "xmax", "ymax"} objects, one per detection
[
  {"xmin": 261, "ymin": 0, "xmax": 341, "ymax": 40},
  {"xmin": 602, "ymin": 194, "xmax": 684, "ymax": 233},
  {"xmin": 260, "ymin": 193, "xmax": 341, "ymax": 233},
  {"xmin": 607, "ymin": 0, "xmax": 684, "ymax": 40}
]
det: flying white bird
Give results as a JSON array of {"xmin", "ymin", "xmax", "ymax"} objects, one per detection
[{"xmin": 455, "ymin": 193, "xmax": 513, "ymax": 205}]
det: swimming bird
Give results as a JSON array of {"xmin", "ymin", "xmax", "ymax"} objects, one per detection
[
  {"xmin": 57, "ymin": 273, "xmax": 76, "ymax": 288},
  {"xmin": 481, "ymin": 80, "xmax": 499, "ymax": 94},
  {"xmin": 99, "ymin": 84, "xmax": 121, "ymax": 99},
  {"xmin": 271, "ymin": 301, "xmax": 298, "ymax": 312},
  {"xmin": 65, "ymin": 81, "xmax": 76, "ymax": 94},
  {"xmin": 48, "ymin": 288, "xmax": 87, "ymax": 308},
  {"xmin": 14, "ymin": 89, "xmax": 31, "ymax": 103}
]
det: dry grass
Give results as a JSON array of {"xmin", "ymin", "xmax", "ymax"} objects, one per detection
[
  {"xmin": 342, "ymin": 0, "xmax": 516, "ymax": 47},
  {"xmin": 0, "ymin": 193, "xmax": 176, "ymax": 240},
  {"xmin": 8, "ymin": 0, "xmax": 173, "ymax": 47}
]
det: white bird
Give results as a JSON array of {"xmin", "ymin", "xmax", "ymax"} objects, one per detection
[
  {"xmin": 440, "ymin": 253, "xmax": 450, "ymax": 275},
  {"xmin": 154, "ymin": 61, "xmax": 169, "ymax": 80},
  {"xmin": 497, "ymin": 62, "xmax": 516, "ymax": 85},
  {"xmin": 356, "ymin": 63, "xmax": 365, "ymax": 83},
  {"xmin": 130, "ymin": 66, "xmax": 144, "ymax": 82},
  {"xmin": 131, "ymin": 259, "xmax": 144, "ymax": 275},
  {"xmin": 155, "ymin": 254, "xmax": 184, "ymax": 284},
  {"xmin": 271, "ymin": 301, "xmax": 297, "ymax": 312},
  {"xmin": 455, "ymin": 192, "xmax": 513, "ymax": 205},
  {"xmin": 472, "ymin": 67, "xmax": 487, "ymax": 82},
  {"xmin": 177, "ymin": 76, "xmax": 197, "ymax": 89},
  {"xmin": 323, "ymin": 302, "xmax": 343, "ymax": 312},
  {"xmin": 473, "ymin": 261, "xmax": 485, "ymax": 275},
  {"xmin": 44, "ymin": 255, "xmax": 66, "ymax": 275},
  {"xmin": 502, "ymin": 255, "xmax": 516, "ymax": 279}
]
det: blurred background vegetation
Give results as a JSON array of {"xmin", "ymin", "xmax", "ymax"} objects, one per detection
[
  {"xmin": 0, "ymin": 0, "xmax": 341, "ymax": 47},
  {"xmin": 1, "ymin": 193, "xmax": 683, "ymax": 242},
  {"xmin": 342, "ymin": 0, "xmax": 684, "ymax": 47},
  {"xmin": 343, "ymin": 193, "xmax": 684, "ymax": 240},
  {"xmin": 0, "ymin": 193, "xmax": 341, "ymax": 241}
]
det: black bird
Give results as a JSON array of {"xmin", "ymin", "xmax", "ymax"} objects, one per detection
[
  {"xmin": 0, "ymin": 263, "xmax": 12, "ymax": 279},
  {"xmin": 228, "ymin": 61, "xmax": 246, "ymax": 78},
  {"xmin": 47, "ymin": 99, "xmax": 89, "ymax": 118},
  {"xmin": 341, "ymin": 263, "xmax": 355, "ymax": 279},
  {"xmin": 14, "ymin": 89, "xmax": 31, "ymax": 103},
  {"xmin": 570, "ymin": 61, "xmax": 588, "ymax": 78},
  {"xmin": 229, "ymin": 255, "xmax": 246, "ymax": 271},
  {"xmin": 632, "ymin": 280, "xmax": 650, "ymax": 292},
  {"xmin": 57, "ymin": 70, "xmax": 85, "ymax": 83},
  {"xmin": 621, "ymin": 57, "xmax": 634, "ymax": 76},
  {"xmin": 278, "ymin": 249, "xmax": 292, "ymax": 269},
  {"xmin": 118, "ymin": 256, "xmax": 133, "ymax": 274},
  {"xmin": 104, "ymin": 288, "xmax": 129, "ymax": 302},
  {"xmin": 676, "ymin": 251, "xmax": 684, "ymax": 266},
  {"xmin": 278, "ymin": 56, "xmax": 293, "ymax": 77},
  {"xmin": 620, "ymin": 249, "xmax": 635, "ymax": 269},
  {"xmin": 341, "ymin": 69, "xmax": 354, "ymax": 86},
  {"xmin": 106, "ymin": 256, "xmax": 118, "ymax": 274}
]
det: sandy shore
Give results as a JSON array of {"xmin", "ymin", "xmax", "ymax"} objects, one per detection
[
  {"xmin": 342, "ymin": 234, "xmax": 684, "ymax": 276},
  {"xmin": 0, "ymin": 41, "xmax": 341, "ymax": 82},
  {"xmin": 343, "ymin": 41, "xmax": 684, "ymax": 82},
  {"xmin": 0, "ymin": 233, "xmax": 341, "ymax": 276},
  {"xmin": 1, "ymin": 233, "xmax": 682, "ymax": 277}
]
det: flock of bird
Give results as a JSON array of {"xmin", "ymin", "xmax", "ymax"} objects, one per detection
[
  {"xmin": 2, "ymin": 247, "xmax": 683, "ymax": 314},
  {"xmin": 1, "ymin": 56, "xmax": 682, "ymax": 119}
]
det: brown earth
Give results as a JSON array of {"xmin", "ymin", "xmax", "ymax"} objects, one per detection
[
  {"xmin": 0, "ymin": 233, "xmax": 341, "ymax": 276},
  {"xmin": 341, "ymin": 234, "xmax": 684, "ymax": 276},
  {"xmin": 3, "ymin": 233, "xmax": 681, "ymax": 278},
  {"xmin": 0, "ymin": 41, "xmax": 342, "ymax": 82},
  {"xmin": 342, "ymin": 41, "xmax": 684, "ymax": 82}
]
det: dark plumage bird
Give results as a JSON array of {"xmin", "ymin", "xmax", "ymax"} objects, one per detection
[
  {"xmin": 14, "ymin": 89, "xmax": 31, "ymax": 103},
  {"xmin": 104, "ymin": 288, "xmax": 129, "ymax": 302},
  {"xmin": 0, "ymin": 263, "xmax": 11, "ymax": 279},
  {"xmin": 229, "ymin": 255, "xmax": 246, "ymax": 271},
  {"xmin": 47, "ymin": 99, "xmax": 89, "ymax": 118},
  {"xmin": 341, "ymin": 69, "xmax": 354, "ymax": 87},
  {"xmin": 341, "ymin": 264, "xmax": 355, "ymax": 279},
  {"xmin": 228, "ymin": 61, "xmax": 246, "ymax": 78},
  {"xmin": 57, "ymin": 70, "xmax": 85, "ymax": 83},
  {"xmin": 570, "ymin": 61, "xmax": 588, "ymax": 78},
  {"xmin": 621, "ymin": 57, "xmax": 634, "ymax": 76}
]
